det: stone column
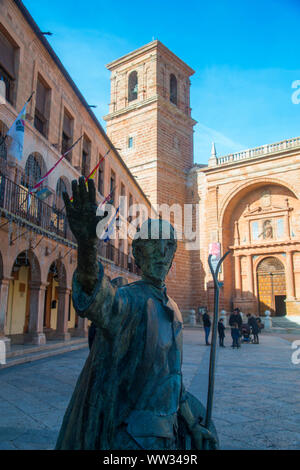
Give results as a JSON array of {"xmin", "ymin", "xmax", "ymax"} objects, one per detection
[
  {"xmin": 234, "ymin": 221, "xmax": 240, "ymax": 246},
  {"xmin": 54, "ymin": 287, "xmax": 71, "ymax": 341},
  {"xmin": 286, "ymin": 251, "xmax": 295, "ymax": 300},
  {"xmin": 25, "ymin": 281, "xmax": 46, "ymax": 345},
  {"xmin": 75, "ymin": 316, "xmax": 88, "ymax": 338},
  {"xmin": 247, "ymin": 255, "xmax": 254, "ymax": 297},
  {"xmin": 284, "ymin": 213, "xmax": 291, "ymax": 240},
  {"xmin": 0, "ymin": 278, "xmax": 11, "ymax": 352},
  {"xmin": 234, "ymin": 254, "xmax": 242, "ymax": 299}
]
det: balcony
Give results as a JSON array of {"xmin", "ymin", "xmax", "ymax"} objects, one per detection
[
  {"xmin": 216, "ymin": 137, "xmax": 300, "ymax": 166},
  {"xmin": 0, "ymin": 174, "xmax": 140, "ymax": 276}
]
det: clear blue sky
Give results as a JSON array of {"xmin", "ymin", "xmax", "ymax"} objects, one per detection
[{"xmin": 23, "ymin": 0, "xmax": 300, "ymax": 164}]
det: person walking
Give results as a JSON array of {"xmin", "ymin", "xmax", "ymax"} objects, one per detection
[
  {"xmin": 229, "ymin": 308, "xmax": 243, "ymax": 347},
  {"xmin": 218, "ymin": 318, "xmax": 225, "ymax": 347},
  {"xmin": 248, "ymin": 313, "xmax": 260, "ymax": 344},
  {"xmin": 202, "ymin": 311, "xmax": 211, "ymax": 346}
]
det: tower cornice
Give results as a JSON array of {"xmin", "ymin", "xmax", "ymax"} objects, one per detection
[
  {"xmin": 104, "ymin": 95, "xmax": 197, "ymax": 126},
  {"xmin": 106, "ymin": 40, "xmax": 195, "ymax": 76}
]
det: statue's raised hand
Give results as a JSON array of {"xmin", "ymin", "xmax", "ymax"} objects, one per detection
[{"xmin": 63, "ymin": 177, "xmax": 101, "ymax": 243}]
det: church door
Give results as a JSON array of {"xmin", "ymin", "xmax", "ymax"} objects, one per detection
[{"xmin": 257, "ymin": 257, "xmax": 286, "ymax": 316}]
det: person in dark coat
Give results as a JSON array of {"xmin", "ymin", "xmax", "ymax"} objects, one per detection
[
  {"xmin": 217, "ymin": 318, "xmax": 225, "ymax": 347},
  {"xmin": 202, "ymin": 312, "xmax": 211, "ymax": 345},
  {"xmin": 247, "ymin": 314, "xmax": 260, "ymax": 344},
  {"xmin": 231, "ymin": 323, "xmax": 240, "ymax": 348},
  {"xmin": 229, "ymin": 308, "xmax": 242, "ymax": 347}
]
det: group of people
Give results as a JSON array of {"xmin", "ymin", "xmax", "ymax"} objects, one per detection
[{"xmin": 202, "ymin": 307, "xmax": 263, "ymax": 348}]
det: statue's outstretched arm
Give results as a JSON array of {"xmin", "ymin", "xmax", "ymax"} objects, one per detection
[
  {"xmin": 63, "ymin": 177, "xmax": 102, "ymax": 295},
  {"xmin": 63, "ymin": 178, "xmax": 119, "ymax": 330}
]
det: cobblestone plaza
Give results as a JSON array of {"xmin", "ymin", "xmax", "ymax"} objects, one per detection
[{"xmin": 0, "ymin": 330, "xmax": 299, "ymax": 450}]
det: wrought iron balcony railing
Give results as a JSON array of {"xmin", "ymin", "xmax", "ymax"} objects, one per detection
[{"xmin": 0, "ymin": 173, "xmax": 141, "ymax": 276}]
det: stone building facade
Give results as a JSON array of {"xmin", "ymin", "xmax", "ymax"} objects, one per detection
[{"xmin": 0, "ymin": 0, "xmax": 151, "ymax": 351}]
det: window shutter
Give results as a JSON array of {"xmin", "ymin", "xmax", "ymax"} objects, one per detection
[
  {"xmin": 83, "ymin": 137, "xmax": 90, "ymax": 154},
  {"xmin": 0, "ymin": 30, "xmax": 15, "ymax": 78},
  {"xmin": 35, "ymin": 79, "xmax": 47, "ymax": 115},
  {"xmin": 63, "ymin": 112, "xmax": 72, "ymax": 138}
]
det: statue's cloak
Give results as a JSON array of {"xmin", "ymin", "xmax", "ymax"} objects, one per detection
[{"xmin": 55, "ymin": 264, "xmax": 184, "ymax": 450}]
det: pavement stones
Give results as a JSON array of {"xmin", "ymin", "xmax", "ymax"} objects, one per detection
[{"xmin": 0, "ymin": 329, "xmax": 298, "ymax": 450}]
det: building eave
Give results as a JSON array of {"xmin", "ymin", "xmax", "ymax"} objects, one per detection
[{"xmin": 12, "ymin": 0, "xmax": 152, "ymax": 208}]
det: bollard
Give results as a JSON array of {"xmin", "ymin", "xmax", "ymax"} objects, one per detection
[
  {"xmin": 220, "ymin": 309, "xmax": 227, "ymax": 327},
  {"xmin": 263, "ymin": 310, "xmax": 272, "ymax": 330},
  {"xmin": 189, "ymin": 309, "xmax": 196, "ymax": 326}
]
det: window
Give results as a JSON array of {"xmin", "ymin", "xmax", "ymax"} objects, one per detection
[
  {"xmin": 0, "ymin": 122, "xmax": 8, "ymax": 162},
  {"xmin": 56, "ymin": 178, "xmax": 67, "ymax": 199},
  {"xmin": 21, "ymin": 154, "xmax": 42, "ymax": 188},
  {"xmin": 55, "ymin": 177, "xmax": 68, "ymax": 210},
  {"xmin": 98, "ymin": 163, "xmax": 104, "ymax": 196},
  {"xmin": 34, "ymin": 75, "xmax": 51, "ymax": 138},
  {"xmin": 128, "ymin": 71, "xmax": 138, "ymax": 102},
  {"xmin": 110, "ymin": 170, "xmax": 115, "ymax": 204},
  {"xmin": 128, "ymin": 137, "xmax": 133, "ymax": 148},
  {"xmin": 128, "ymin": 193, "xmax": 133, "ymax": 223},
  {"xmin": 61, "ymin": 109, "xmax": 73, "ymax": 161},
  {"xmin": 81, "ymin": 135, "xmax": 91, "ymax": 177},
  {"xmin": 0, "ymin": 29, "xmax": 17, "ymax": 105},
  {"xmin": 170, "ymin": 74, "xmax": 177, "ymax": 105}
]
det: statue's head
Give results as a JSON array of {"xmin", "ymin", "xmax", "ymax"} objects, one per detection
[{"xmin": 132, "ymin": 218, "xmax": 177, "ymax": 285}]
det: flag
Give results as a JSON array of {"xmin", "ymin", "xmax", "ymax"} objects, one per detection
[
  {"xmin": 6, "ymin": 92, "xmax": 34, "ymax": 161},
  {"xmin": 99, "ymin": 186, "xmax": 115, "ymax": 208},
  {"xmin": 70, "ymin": 149, "xmax": 111, "ymax": 202},
  {"xmin": 6, "ymin": 103, "xmax": 27, "ymax": 161},
  {"xmin": 101, "ymin": 206, "xmax": 120, "ymax": 242},
  {"xmin": 24, "ymin": 135, "xmax": 82, "ymax": 209},
  {"xmin": 30, "ymin": 135, "xmax": 83, "ymax": 195},
  {"xmin": 35, "ymin": 188, "xmax": 52, "ymax": 201}
]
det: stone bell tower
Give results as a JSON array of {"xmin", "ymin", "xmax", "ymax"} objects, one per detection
[{"xmin": 103, "ymin": 40, "xmax": 197, "ymax": 312}]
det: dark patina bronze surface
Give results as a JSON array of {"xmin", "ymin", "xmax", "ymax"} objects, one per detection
[{"xmin": 55, "ymin": 177, "xmax": 218, "ymax": 450}]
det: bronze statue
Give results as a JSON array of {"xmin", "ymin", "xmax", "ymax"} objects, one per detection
[{"xmin": 55, "ymin": 177, "xmax": 218, "ymax": 450}]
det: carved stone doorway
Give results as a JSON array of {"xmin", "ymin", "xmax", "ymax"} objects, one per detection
[{"xmin": 257, "ymin": 257, "xmax": 286, "ymax": 316}]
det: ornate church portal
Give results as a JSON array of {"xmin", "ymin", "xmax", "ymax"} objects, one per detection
[{"xmin": 257, "ymin": 257, "xmax": 286, "ymax": 316}]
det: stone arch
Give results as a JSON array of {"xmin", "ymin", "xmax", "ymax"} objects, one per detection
[
  {"xmin": 53, "ymin": 176, "xmax": 70, "ymax": 210},
  {"xmin": 8, "ymin": 249, "xmax": 41, "ymax": 284},
  {"xmin": 6, "ymin": 250, "xmax": 42, "ymax": 341},
  {"xmin": 219, "ymin": 177, "xmax": 299, "ymax": 230},
  {"xmin": 170, "ymin": 74, "xmax": 177, "ymax": 105},
  {"xmin": 220, "ymin": 179, "xmax": 299, "ymax": 315},
  {"xmin": 21, "ymin": 152, "xmax": 47, "ymax": 188},
  {"xmin": 253, "ymin": 253, "xmax": 286, "ymax": 275},
  {"xmin": 128, "ymin": 70, "xmax": 138, "ymax": 102},
  {"xmin": 44, "ymin": 258, "xmax": 68, "ymax": 335}
]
